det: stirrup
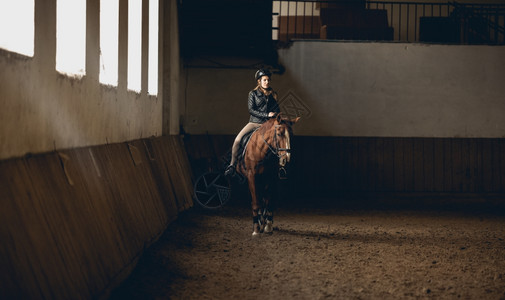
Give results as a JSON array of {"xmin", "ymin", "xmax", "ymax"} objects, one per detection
[{"xmin": 224, "ymin": 164, "xmax": 235, "ymax": 176}]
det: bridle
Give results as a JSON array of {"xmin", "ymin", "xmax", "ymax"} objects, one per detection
[
  {"xmin": 262, "ymin": 123, "xmax": 291, "ymax": 179},
  {"xmin": 262, "ymin": 124, "xmax": 290, "ymax": 158}
]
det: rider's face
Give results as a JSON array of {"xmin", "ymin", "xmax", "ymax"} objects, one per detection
[{"xmin": 259, "ymin": 76, "xmax": 270, "ymax": 89}]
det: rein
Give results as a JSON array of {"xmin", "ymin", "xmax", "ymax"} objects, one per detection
[
  {"xmin": 262, "ymin": 125, "xmax": 290, "ymax": 180},
  {"xmin": 262, "ymin": 124, "xmax": 290, "ymax": 158}
]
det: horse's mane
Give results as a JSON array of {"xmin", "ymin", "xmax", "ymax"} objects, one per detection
[
  {"xmin": 256, "ymin": 116, "xmax": 295, "ymax": 137},
  {"xmin": 256, "ymin": 118, "xmax": 276, "ymax": 136}
]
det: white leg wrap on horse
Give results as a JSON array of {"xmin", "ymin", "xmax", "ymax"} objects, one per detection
[
  {"xmin": 264, "ymin": 220, "xmax": 273, "ymax": 234},
  {"xmin": 252, "ymin": 221, "xmax": 261, "ymax": 236}
]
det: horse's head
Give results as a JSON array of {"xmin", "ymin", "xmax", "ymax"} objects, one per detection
[{"xmin": 271, "ymin": 114, "xmax": 300, "ymax": 168}]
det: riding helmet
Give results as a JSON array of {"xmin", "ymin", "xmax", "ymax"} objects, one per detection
[{"xmin": 255, "ymin": 69, "xmax": 272, "ymax": 81}]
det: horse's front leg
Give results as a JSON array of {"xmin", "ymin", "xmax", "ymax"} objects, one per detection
[{"xmin": 247, "ymin": 172, "xmax": 261, "ymax": 236}]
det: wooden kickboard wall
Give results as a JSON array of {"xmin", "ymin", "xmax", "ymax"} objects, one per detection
[
  {"xmin": 0, "ymin": 135, "xmax": 193, "ymax": 300},
  {"xmin": 184, "ymin": 134, "xmax": 505, "ymax": 195}
]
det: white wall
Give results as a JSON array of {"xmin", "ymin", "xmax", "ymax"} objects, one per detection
[
  {"xmin": 0, "ymin": 0, "xmax": 179, "ymax": 160},
  {"xmin": 183, "ymin": 41, "xmax": 505, "ymax": 138}
]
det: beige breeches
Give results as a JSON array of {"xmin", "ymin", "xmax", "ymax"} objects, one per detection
[{"xmin": 230, "ymin": 122, "xmax": 261, "ymax": 165}]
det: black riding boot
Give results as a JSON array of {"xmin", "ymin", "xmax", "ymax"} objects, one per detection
[{"xmin": 224, "ymin": 164, "xmax": 235, "ymax": 176}]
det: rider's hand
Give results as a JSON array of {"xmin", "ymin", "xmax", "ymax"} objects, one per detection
[{"xmin": 268, "ymin": 112, "xmax": 276, "ymax": 117}]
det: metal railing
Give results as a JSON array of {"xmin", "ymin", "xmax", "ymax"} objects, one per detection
[
  {"xmin": 272, "ymin": 0, "xmax": 505, "ymax": 44},
  {"xmin": 451, "ymin": 2, "xmax": 505, "ymax": 44}
]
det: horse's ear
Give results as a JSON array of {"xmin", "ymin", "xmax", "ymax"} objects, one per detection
[
  {"xmin": 287, "ymin": 117, "xmax": 300, "ymax": 126},
  {"xmin": 276, "ymin": 113, "xmax": 282, "ymax": 123}
]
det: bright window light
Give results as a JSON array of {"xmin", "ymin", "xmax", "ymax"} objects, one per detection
[
  {"xmin": 0, "ymin": 0, "xmax": 34, "ymax": 57},
  {"xmin": 100, "ymin": 0, "xmax": 119, "ymax": 86},
  {"xmin": 128, "ymin": 0, "xmax": 142, "ymax": 92},
  {"xmin": 148, "ymin": 0, "xmax": 158, "ymax": 96},
  {"xmin": 56, "ymin": 0, "xmax": 86, "ymax": 77}
]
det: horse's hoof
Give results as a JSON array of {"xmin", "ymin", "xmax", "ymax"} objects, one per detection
[
  {"xmin": 263, "ymin": 220, "xmax": 273, "ymax": 234},
  {"xmin": 264, "ymin": 222, "xmax": 273, "ymax": 234},
  {"xmin": 252, "ymin": 223, "xmax": 261, "ymax": 236}
]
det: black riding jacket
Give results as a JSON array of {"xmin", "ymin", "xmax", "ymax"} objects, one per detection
[{"xmin": 248, "ymin": 88, "xmax": 281, "ymax": 124}]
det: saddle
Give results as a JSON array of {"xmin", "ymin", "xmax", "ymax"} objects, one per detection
[{"xmin": 237, "ymin": 127, "xmax": 259, "ymax": 169}]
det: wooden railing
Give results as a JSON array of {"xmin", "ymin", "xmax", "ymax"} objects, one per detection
[{"xmin": 272, "ymin": 0, "xmax": 505, "ymax": 44}]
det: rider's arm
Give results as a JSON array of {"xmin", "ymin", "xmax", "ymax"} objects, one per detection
[{"xmin": 270, "ymin": 92, "xmax": 281, "ymax": 115}]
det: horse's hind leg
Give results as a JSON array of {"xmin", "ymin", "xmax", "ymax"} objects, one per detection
[
  {"xmin": 263, "ymin": 199, "xmax": 274, "ymax": 234},
  {"xmin": 262, "ymin": 185, "xmax": 274, "ymax": 234}
]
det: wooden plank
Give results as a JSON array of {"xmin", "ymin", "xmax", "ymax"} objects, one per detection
[
  {"xmin": 333, "ymin": 136, "xmax": 345, "ymax": 192},
  {"xmin": 293, "ymin": 136, "xmax": 309, "ymax": 196},
  {"xmin": 403, "ymin": 138, "xmax": 415, "ymax": 192},
  {"xmin": 423, "ymin": 138, "xmax": 434, "ymax": 192},
  {"xmin": 382, "ymin": 138, "xmax": 395, "ymax": 192},
  {"xmin": 501, "ymin": 139, "xmax": 505, "ymax": 192},
  {"xmin": 452, "ymin": 139, "xmax": 463, "ymax": 192},
  {"xmin": 172, "ymin": 136, "xmax": 196, "ymax": 208},
  {"xmin": 350, "ymin": 137, "xmax": 360, "ymax": 192},
  {"xmin": 142, "ymin": 138, "xmax": 179, "ymax": 218},
  {"xmin": 373, "ymin": 137, "xmax": 384, "ymax": 192},
  {"xmin": 491, "ymin": 139, "xmax": 502, "ymax": 192},
  {"xmin": 155, "ymin": 136, "xmax": 194, "ymax": 211},
  {"xmin": 443, "ymin": 139, "xmax": 453, "ymax": 192},
  {"xmin": 463, "ymin": 139, "xmax": 477, "ymax": 193},
  {"xmin": 316, "ymin": 137, "xmax": 326, "ymax": 193},
  {"xmin": 394, "ymin": 138, "xmax": 405, "ymax": 192},
  {"xmin": 332, "ymin": 137, "xmax": 344, "ymax": 193},
  {"xmin": 481, "ymin": 139, "xmax": 493, "ymax": 192},
  {"xmin": 358, "ymin": 137, "xmax": 370, "ymax": 191},
  {"xmin": 129, "ymin": 140, "xmax": 171, "ymax": 229},
  {"xmin": 160, "ymin": 137, "xmax": 188, "ymax": 210},
  {"xmin": 340, "ymin": 137, "xmax": 353, "ymax": 192},
  {"xmin": 367, "ymin": 137, "xmax": 377, "ymax": 192},
  {"xmin": 296, "ymin": 136, "xmax": 316, "ymax": 192},
  {"xmin": 413, "ymin": 138, "xmax": 425, "ymax": 192},
  {"xmin": 432, "ymin": 138, "xmax": 445, "ymax": 192},
  {"xmin": 474, "ymin": 138, "xmax": 483, "ymax": 193},
  {"xmin": 320, "ymin": 137, "xmax": 337, "ymax": 194}
]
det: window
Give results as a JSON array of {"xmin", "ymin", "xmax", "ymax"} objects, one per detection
[
  {"xmin": 148, "ymin": 0, "xmax": 158, "ymax": 95},
  {"xmin": 56, "ymin": 0, "xmax": 86, "ymax": 76},
  {"xmin": 100, "ymin": 0, "xmax": 119, "ymax": 86},
  {"xmin": 0, "ymin": 0, "xmax": 34, "ymax": 57},
  {"xmin": 128, "ymin": 0, "xmax": 142, "ymax": 92}
]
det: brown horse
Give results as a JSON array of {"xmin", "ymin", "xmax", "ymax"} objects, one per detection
[{"xmin": 236, "ymin": 114, "xmax": 299, "ymax": 236}]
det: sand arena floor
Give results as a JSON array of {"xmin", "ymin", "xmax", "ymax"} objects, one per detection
[{"xmin": 110, "ymin": 199, "xmax": 505, "ymax": 299}]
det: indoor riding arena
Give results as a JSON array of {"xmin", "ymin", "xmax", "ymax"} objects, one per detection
[{"xmin": 1, "ymin": 0, "xmax": 505, "ymax": 299}]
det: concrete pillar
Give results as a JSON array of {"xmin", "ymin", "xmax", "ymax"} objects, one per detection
[
  {"xmin": 168, "ymin": 0, "xmax": 180, "ymax": 135},
  {"xmin": 141, "ymin": 0, "xmax": 149, "ymax": 96},
  {"xmin": 162, "ymin": 0, "xmax": 170, "ymax": 135},
  {"xmin": 157, "ymin": 0, "xmax": 164, "ymax": 120},
  {"xmin": 118, "ymin": 0, "xmax": 128, "ymax": 92},
  {"xmin": 34, "ymin": 0, "xmax": 56, "ymax": 73},
  {"xmin": 86, "ymin": 0, "xmax": 100, "ymax": 83}
]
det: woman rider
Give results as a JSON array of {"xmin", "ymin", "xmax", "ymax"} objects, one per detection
[{"xmin": 225, "ymin": 69, "xmax": 281, "ymax": 176}]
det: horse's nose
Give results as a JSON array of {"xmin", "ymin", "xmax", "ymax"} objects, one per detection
[{"xmin": 280, "ymin": 156, "xmax": 287, "ymax": 167}]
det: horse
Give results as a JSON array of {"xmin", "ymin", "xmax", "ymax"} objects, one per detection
[{"xmin": 236, "ymin": 113, "xmax": 299, "ymax": 236}]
